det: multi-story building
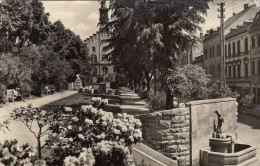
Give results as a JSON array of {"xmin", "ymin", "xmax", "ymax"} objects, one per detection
[
  {"xmin": 203, "ymin": 4, "xmax": 259, "ymax": 83},
  {"xmin": 85, "ymin": 3, "xmax": 115, "ymax": 82},
  {"xmin": 225, "ymin": 21, "xmax": 252, "ymax": 95},
  {"xmin": 191, "ymin": 55, "xmax": 204, "ymax": 68},
  {"xmin": 249, "ymin": 11, "xmax": 260, "ymax": 104}
]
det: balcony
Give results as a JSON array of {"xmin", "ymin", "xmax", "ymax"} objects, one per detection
[{"xmin": 226, "ymin": 77, "xmax": 250, "ymax": 83}]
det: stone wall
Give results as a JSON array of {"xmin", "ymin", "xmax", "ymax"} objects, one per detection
[
  {"xmin": 137, "ymin": 98, "xmax": 238, "ymax": 166},
  {"xmin": 186, "ymin": 98, "xmax": 238, "ymax": 166},
  {"xmin": 137, "ymin": 108, "xmax": 190, "ymax": 166}
]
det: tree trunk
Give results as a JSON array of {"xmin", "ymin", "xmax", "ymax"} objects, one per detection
[
  {"xmin": 37, "ymin": 137, "xmax": 41, "ymax": 159},
  {"xmin": 166, "ymin": 89, "xmax": 174, "ymax": 109},
  {"xmin": 145, "ymin": 72, "xmax": 151, "ymax": 92}
]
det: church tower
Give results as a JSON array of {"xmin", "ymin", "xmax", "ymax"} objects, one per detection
[{"xmin": 99, "ymin": 1, "xmax": 109, "ymax": 31}]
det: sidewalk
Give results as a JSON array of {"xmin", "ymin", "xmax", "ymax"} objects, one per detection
[
  {"xmin": 0, "ymin": 90, "xmax": 78, "ymax": 145},
  {"xmin": 119, "ymin": 87, "xmax": 150, "ymax": 115}
]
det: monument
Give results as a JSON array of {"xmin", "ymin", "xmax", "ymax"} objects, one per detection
[{"xmin": 73, "ymin": 74, "xmax": 83, "ymax": 90}]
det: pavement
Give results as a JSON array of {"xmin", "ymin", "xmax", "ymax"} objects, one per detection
[
  {"xmin": 0, "ymin": 90, "xmax": 78, "ymax": 145},
  {"xmin": 119, "ymin": 87, "xmax": 150, "ymax": 115},
  {"xmin": 237, "ymin": 114, "xmax": 260, "ymax": 166}
]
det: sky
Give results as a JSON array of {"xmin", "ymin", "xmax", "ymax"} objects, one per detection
[{"xmin": 42, "ymin": 0, "xmax": 259, "ymax": 40}]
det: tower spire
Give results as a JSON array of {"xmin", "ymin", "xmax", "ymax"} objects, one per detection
[{"xmin": 99, "ymin": 1, "xmax": 109, "ymax": 31}]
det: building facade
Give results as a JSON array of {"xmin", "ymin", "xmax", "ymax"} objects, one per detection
[
  {"xmin": 225, "ymin": 21, "xmax": 252, "ymax": 95},
  {"xmin": 249, "ymin": 11, "xmax": 260, "ymax": 104},
  {"xmin": 203, "ymin": 4, "xmax": 259, "ymax": 83},
  {"xmin": 85, "ymin": 2, "xmax": 115, "ymax": 82}
]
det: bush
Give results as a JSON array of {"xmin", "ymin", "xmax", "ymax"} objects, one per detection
[
  {"xmin": 48, "ymin": 105, "xmax": 142, "ymax": 165},
  {"xmin": 78, "ymin": 88, "xmax": 83, "ymax": 93},
  {"xmin": 138, "ymin": 90, "xmax": 148, "ymax": 99},
  {"xmin": 115, "ymin": 89, "xmax": 120, "ymax": 95},
  {"xmin": 0, "ymin": 84, "xmax": 6, "ymax": 104},
  {"xmin": 237, "ymin": 94, "xmax": 253, "ymax": 113},
  {"xmin": 148, "ymin": 91, "xmax": 166, "ymax": 111},
  {"xmin": 84, "ymin": 89, "xmax": 91, "ymax": 93},
  {"xmin": 107, "ymin": 90, "xmax": 113, "ymax": 95},
  {"xmin": 0, "ymin": 140, "xmax": 34, "ymax": 165}
]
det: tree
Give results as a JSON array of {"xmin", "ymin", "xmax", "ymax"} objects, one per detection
[
  {"xmin": 0, "ymin": 0, "xmax": 33, "ymax": 53},
  {"xmin": 105, "ymin": 0, "xmax": 212, "ymax": 107},
  {"xmin": 11, "ymin": 105, "xmax": 54, "ymax": 159},
  {"xmin": 165, "ymin": 64, "xmax": 210, "ymax": 108}
]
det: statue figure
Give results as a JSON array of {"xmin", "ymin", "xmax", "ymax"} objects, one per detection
[
  {"xmin": 215, "ymin": 111, "xmax": 224, "ymax": 132},
  {"xmin": 76, "ymin": 74, "xmax": 80, "ymax": 81}
]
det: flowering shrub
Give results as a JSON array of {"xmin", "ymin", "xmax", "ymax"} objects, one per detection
[
  {"xmin": 48, "ymin": 105, "xmax": 142, "ymax": 165},
  {"xmin": 92, "ymin": 97, "xmax": 108, "ymax": 109},
  {"xmin": 64, "ymin": 148, "xmax": 95, "ymax": 166},
  {"xmin": 0, "ymin": 140, "xmax": 34, "ymax": 165}
]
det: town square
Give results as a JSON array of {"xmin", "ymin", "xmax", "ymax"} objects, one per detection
[{"xmin": 0, "ymin": 0, "xmax": 260, "ymax": 165}]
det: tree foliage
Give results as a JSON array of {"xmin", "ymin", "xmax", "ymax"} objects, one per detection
[
  {"xmin": 105, "ymin": 0, "xmax": 212, "ymax": 108},
  {"xmin": 0, "ymin": 0, "xmax": 91, "ymax": 97}
]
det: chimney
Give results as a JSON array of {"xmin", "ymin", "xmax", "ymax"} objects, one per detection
[{"xmin": 244, "ymin": 4, "xmax": 249, "ymax": 10}]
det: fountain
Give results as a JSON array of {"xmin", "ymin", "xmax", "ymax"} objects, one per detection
[{"xmin": 200, "ymin": 111, "xmax": 257, "ymax": 166}]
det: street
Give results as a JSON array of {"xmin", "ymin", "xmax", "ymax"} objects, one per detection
[{"xmin": 237, "ymin": 114, "xmax": 260, "ymax": 165}]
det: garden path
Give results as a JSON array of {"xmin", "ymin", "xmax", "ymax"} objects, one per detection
[
  {"xmin": 0, "ymin": 90, "xmax": 78, "ymax": 145},
  {"xmin": 119, "ymin": 87, "xmax": 150, "ymax": 115}
]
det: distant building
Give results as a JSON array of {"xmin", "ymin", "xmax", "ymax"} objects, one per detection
[
  {"xmin": 203, "ymin": 4, "xmax": 259, "ymax": 83},
  {"xmin": 85, "ymin": 2, "xmax": 115, "ymax": 82},
  {"xmin": 191, "ymin": 55, "xmax": 204, "ymax": 68},
  {"xmin": 249, "ymin": 11, "xmax": 260, "ymax": 104},
  {"xmin": 225, "ymin": 21, "xmax": 252, "ymax": 95},
  {"xmin": 180, "ymin": 33, "xmax": 204, "ymax": 66}
]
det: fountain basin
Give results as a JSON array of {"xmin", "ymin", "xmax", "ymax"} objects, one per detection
[
  {"xmin": 209, "ymin": 137, "xmax": 233, "ymax": 153},
  {"xmin": 200, "ymin": 143, "xmax": 257, "ymax": 166}
]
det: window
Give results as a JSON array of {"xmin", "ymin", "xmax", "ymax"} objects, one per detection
[
  {"xmin": 252, "ymin": 61, "xmax": 255, "ymax": 75},
  {"xmin": 92, "ymin": 47, "xmax": 96, "ymax": 52},
  {"xmin": 204, "ymin": 49, "xmax": 208, "ymax": 59},
  {"xmin": 92, "ymin": 67, "xmax": 97, "ymax": 75},
  {"xmin": 218, "ymin": 64, "xmax": 221, "ymax": 77},
  {"xmin": 237, "ymin": 64, "xmax": 241, "ymax": 77},
  {"xmin": 245, "ymin": 37, "xmax": 248, "ymax": 53},
  {"xmin": 232, "ymin": 42, "xmax": 236, "ymax": 57},
  {"xmin": 252, "ymin": 36, "xmax": 256, "ymax": 48},
  {"xmin": 225, "ymin": 66, "xmax": 227, "ymax": 77},
  {"xmin": 212, "ymin": 46, "xmax": 215, "ymax": 57},
  {"xmin": 245, "ymin": 63, "xmax": 249, "ymax": 77},
  {"xmin": 229, "ymin": 66, "xmax": 232, "ymax": 78},
  {"xmin": 233, "ymin": 65, "xmax": 236, "ymax": 77},
  {"xmin": 210, "ymin": 47, "xmax": 212, "ymax": 58},
  {"xmin": 213, "ymin": 66, "xmax": 215, "ymax": 77},
  {"xmin": 258, "ymin": 34, "xmax": 260, "ymax": 47},
  {"xmin": 225, "ymin": 45, "xmax": 227, "ymax": 58},
  {"xmin": 91, "ymin": 54, "xmax": 97, "ymax": 64},
  {"xmin": 228, "ymin": 43, "xmax": 231, "ymax": 58},
  {"xmin": 237, "ymin": 40, "xmax": 240, "ymax": 56},
  {"xmin": 102, "ymin": 66, "xmax": 108, "ymax": 75},
  {"xmin": 218, "ymin": 44, "xmax": 221, "ymax": 56},
  {"xmin": 258, "ymin": 60, "xmax": 260, "ymax": 75}
]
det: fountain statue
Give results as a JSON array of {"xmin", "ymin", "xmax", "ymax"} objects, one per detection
[
  {"xmin": 73, "ymin": 74, "xmax": 83, "ymax": 90},
  {"xmin": 215, "ymin": 111, "xmax": 224, "ymax": 133}
]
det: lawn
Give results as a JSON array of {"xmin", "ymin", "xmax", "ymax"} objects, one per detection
[{"xmin": 41, "ymin": 93, "xmax": 121, "ymax": 114}]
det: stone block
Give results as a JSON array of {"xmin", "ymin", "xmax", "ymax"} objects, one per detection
[
  {"xmin": 159, "ymin": 120, "xmax": 171, "ymax": 128},
  {"xmin": 171, "ymin": 116, "xmax": 185, "ymax": 124}
]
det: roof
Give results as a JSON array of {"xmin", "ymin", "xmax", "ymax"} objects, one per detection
[
  {"xmin": 225, "ymin": 21, "xmax": 252, "ymax": 40},
  {"xmin": 204, "ymin": 5, "xmax": 260, "ymax": 41},
  {"xmin": 224, "ymin": 5, "xmax": 259, "ymax": 34},
  {"xmin": 250, "ymin": 10, "xmax": 260, "ymax": 31}
]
